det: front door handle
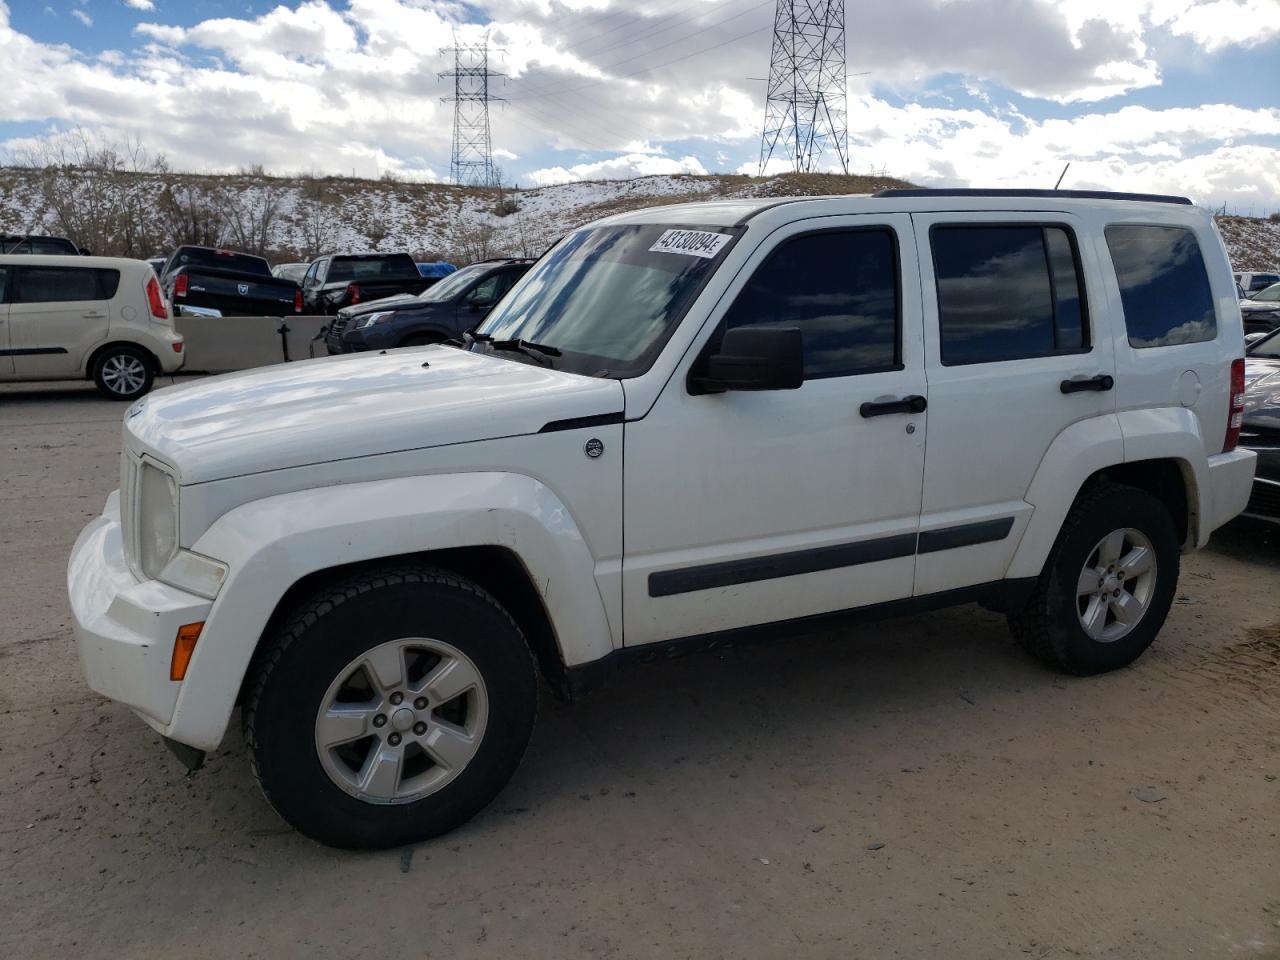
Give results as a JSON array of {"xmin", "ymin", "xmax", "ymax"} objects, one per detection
[
  {"xmin": 860, "ymin": 394, "xmax": 927, "ymax": 418},
  {"xmin": 1060, "ymin": 374, "xmax": 1114, "ymax": 394}
]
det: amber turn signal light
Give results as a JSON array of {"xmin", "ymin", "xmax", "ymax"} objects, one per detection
[{"xmin": 171, "ymin": 622, "xmax": 204, "ymax": 681}]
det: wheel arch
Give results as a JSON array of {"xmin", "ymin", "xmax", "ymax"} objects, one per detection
[
  {"xmin": 168, "ymin": 472, "xmax": 617, "ymax": 751},
  {"xmin": 84, "ymin": 339, "xmax": 162, "ymax": 379}
]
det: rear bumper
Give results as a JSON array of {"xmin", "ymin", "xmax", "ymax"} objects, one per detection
[
  {"xmin": 1204, "ymin": 448, "xmax": 1257, "ymax": 536},
  {"xmin": 68, "ymin": 491, "xmax": 212, "ymax": 737}
]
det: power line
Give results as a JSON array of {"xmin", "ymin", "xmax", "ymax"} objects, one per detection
[
  {"xmin": 758, "ymin": 1, "xmax": 850, "ymax": 174},
  {"xmin": 440, "ymin": 33, "xmax": 505, "ymax": 186}
]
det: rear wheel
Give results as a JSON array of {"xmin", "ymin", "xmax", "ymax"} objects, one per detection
[
  {"xmin": 92, "ymin": 346, "xmax": 154, "ymax": 400},
  {"xmin": 244, "ymin": 565, "xmax": 537, "ymax": 849},
  {"xmin": 1009, "ymin": 483, "xmax": 1180, "ymax": 675}
]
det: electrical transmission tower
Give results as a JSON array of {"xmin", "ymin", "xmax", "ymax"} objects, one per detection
[
  {"xmin": 440, "ymin": 34, "xmax": 504, "ymax": 186},
  {"xmin": 757, "ymin": 1, "xmax": 850, "ymax": 176}
]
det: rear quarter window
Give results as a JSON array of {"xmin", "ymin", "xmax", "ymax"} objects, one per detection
[{"xmin": 1105, "ymin": 225, "xmax": 1216, "ymax": 348}]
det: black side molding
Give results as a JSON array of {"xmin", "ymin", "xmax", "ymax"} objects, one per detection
[
  {"xmin": 917, "ymin": 517, "xmax": 1015, "ymax": 554},
  {"xmin": 538, "ymin": 412, "xmax": 624, "ymax": 433},
  {"xmin": 649, "ymin": 534, "xmax": 917, "ymax": 597},
  {"xmin": 0, "ymin": 347, "xmax": 68, "ymax": 357}
]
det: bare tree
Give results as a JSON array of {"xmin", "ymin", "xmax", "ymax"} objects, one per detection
[
  {"xmin": 298, "ymin": 197, "xmax": 335, "ymax": 259},
  {"xmin": 157, "ymin": 183, "xmax": 226, "ymax": 249},
  {"xmin": 222, "ymin": 183, "xmax": 285, "ymax": 256}
]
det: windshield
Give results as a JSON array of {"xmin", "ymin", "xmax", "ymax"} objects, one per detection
[
  {"xmin": 418, "ymin": 263, "xmax": 491, "ymax": 303},
  {"xmin": 1251, "ymin": 283, "xmax": 1280, "ymax": 302},
  {"xmin": 473, "ymin": 223, "xmax": 737, "ymax": 377},
  {"xmin": 1250, "ymin": 329, "xmax": 1280, "ymax": 358}
]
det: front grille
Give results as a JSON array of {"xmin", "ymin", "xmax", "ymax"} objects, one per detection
[
  {"xmin": 327, "ymin": 315, "xmax": 352, "ymax": 345},
  {"xmin": 1246, "ymin": 480, "xmax": 1280, "ymax": 519},
  {"xmin": 119, "ymin": 452, "xmax": 139, "ymax": 575}
]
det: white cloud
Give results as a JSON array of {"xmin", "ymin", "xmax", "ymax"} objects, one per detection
[
  {"xmin": 70, "ymin": 9, "xmax": 92, "ymax": 27},
  {"xmin": 124, "ymin": 0, "xmax": 156, "ymax": 11},
  {"xmin": 527, "ymin": 152, "xmax": 708, "ymax": 186}
]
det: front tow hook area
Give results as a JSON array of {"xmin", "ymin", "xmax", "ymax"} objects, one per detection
[{"xmin": 163, "ymin": 736, "xmax": 206, "ymax": 773}]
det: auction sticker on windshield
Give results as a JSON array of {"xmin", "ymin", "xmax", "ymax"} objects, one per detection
[{"xmin": 648, "ymin": 229, "xmax": 731, "ymax": 259}]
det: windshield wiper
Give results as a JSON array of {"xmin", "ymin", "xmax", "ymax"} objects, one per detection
[{"xmin": 489, "ymin": 338, "xmax": 562, "ymax": 360}]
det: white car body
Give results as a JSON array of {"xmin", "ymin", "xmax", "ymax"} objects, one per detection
[
  {"xmin": 70, "ymin": 192, "xmax": 1255, "ymax": 757},
  {"xmin": 0, "ymin": 254, "xmax": 184, "ymax": 385}
]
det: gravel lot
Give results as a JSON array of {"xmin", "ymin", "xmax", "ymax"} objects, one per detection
[{"xmin": 2, "ymin": 379, "xmax": 1278, "ymax": 959}]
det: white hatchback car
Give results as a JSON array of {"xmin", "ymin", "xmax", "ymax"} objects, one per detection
[{"xmin": 0, "ymin": 254, "xmax": 185, "ymax": 399}]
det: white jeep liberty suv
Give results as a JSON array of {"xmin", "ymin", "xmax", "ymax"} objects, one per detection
[{"xmin": 69, "ymin": 189, "xmax": 1256, "ymax": 848}]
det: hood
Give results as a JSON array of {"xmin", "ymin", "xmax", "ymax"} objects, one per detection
[
  {"xmin": 338, "ymin": 292, "xmax": 432, "ymax": 318},
  {"xmin": 125, "ymin": 347, "xmax": 623, "ymax": 484}
]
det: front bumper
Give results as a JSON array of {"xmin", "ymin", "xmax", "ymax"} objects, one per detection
[{"xmin": 68, "ymin": 491, "xmax": 212, "ymax": 737}]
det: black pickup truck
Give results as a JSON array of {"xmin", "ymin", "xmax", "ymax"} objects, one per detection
[
  {"xmin": 301, "ymin": 253, "xmax": 432, "ymax": 315},
  {"xmin": 161, "ymin": 246, "xmax": 302, "ymax": 317}
]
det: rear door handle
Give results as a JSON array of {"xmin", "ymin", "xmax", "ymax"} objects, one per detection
[
  {"xmin": 1060, "ymin": 374, "xmax": 1114, "ymax": 394},
  {"xmin": 81, "ymin": 311, "xmax": 106, "ymax": 319},
  {"xmin": 860, "ymin": 394, "xmax": 927, "ymax": 418}
]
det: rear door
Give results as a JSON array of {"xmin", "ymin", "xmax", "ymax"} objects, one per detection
[
  {"xmin": 0, "ymin": 265, "xmax": 13, "ymax": 377},
  {"xmin": 9, "ymin": 264, "xmax": 115, "ymax": 379},
  {"xmin": 911, "ymin": 211, "xmax": 1116, "ymax": 596}
]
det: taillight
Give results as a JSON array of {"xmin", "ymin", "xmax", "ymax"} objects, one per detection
[
  {"xmin": 1224, "ymin": 357, "xmax": 1245, "ymax": 452},
  {"xmin": 294, "ymin": 288, "xmax": 304, "ymax": 313},
  {"xmin": 145, "ymin": 276, "xmax": 168, "ymax": 320},
  {"xmin": 174, "ymin": 273, "xmax": 188, "ymax": 297},
  {"xmin": 347, "ymin": 283, "xmax": 361, "ymax": 305}
]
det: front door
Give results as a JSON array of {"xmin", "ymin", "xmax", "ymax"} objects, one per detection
[
  {"xmin": 622, "ymin": 215, "xmax": 928, "ymax": 647},
  {"xmin": 9, "ymin": 264, "xmax": 113, "ymax": 379},
  {"xmin": 910, "ymin": 212, "xmax": 1117, "ymax": 596}
]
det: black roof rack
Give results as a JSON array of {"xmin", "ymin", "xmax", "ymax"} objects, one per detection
[{"xmin": 872, "ymin": 188, "xmax": 1193, "ymax": 206}]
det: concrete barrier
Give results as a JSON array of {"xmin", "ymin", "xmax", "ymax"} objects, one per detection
[{"xmin": 175, "ymin": 315, "xmax": 333, "ymax": 373}]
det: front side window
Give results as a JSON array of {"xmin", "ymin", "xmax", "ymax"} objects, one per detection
[
  {"xmin": 1106, "ymin": 225, "xmax": 1215, "ymax": 348},
  {"xmin": 475, "ymin": 223, "xmax": 737, "ymax": 378},
  {"xmin": 14, "ymin": 266, "xmax": 111, "ymax": 303},
  {"xmin": 932, "ymin": 224, "xmax": 1089, "ymax": 365},
  {"xmin": 719, "ymin": 228, "xmax": 900, "ymax": 378}
]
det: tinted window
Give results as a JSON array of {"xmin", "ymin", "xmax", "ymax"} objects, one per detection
[
  {"xmin": 721, "ymin": 229, "xmax": 899, "ymax": 378},
  {"xmin": 932, "ymin": 225, "xmax": 1088, "ymax": 364},
  {"xmin": 0, "ymin": 266, "xmax": 8, "ymax": 303},
  {"xmin": 173, "ymin": 247, "xmax": 270, "ymax": 276},
  {"xmin": 15, "ymin": 266, "xmax": 116, "ymax": 303},
  {"xmin": 1106, "ymin": 225, "xmax": 1215, "ymax": 348},
  {"xmin": 328, "ymin": 255, "xmax": 420, "ymax": 282}
]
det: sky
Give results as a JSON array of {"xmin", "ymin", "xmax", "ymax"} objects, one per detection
[{"xmin": 2, "ymin": 0, "xmax": 1279, "ymax": 210}]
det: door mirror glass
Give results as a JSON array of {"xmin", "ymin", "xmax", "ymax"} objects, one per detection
[{"xmin": 698, "ymin": 326, "xmax": 804, "ymax": 392}]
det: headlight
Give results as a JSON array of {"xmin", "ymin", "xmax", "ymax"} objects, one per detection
[
  {"xmin": 137, "ymin": 460, "xmax": 179, "ymax": 580},
  {"xmin": 357, "ymin": 311, "xmax": 397, "ymax": 329}
]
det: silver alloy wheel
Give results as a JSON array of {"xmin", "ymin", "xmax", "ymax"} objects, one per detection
[
  {"xmin": 101, "ymin": 353, "xmax": 147, "ymax": 395},
  {"xmin": 314, "ymin": 637, "xmax": 489, "ymax": 804},
  {"xmin": 1075, "ymin": 527, "xmax": 1158, "ymax": 643}
]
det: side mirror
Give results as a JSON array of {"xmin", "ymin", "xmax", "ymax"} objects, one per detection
[{"xmin": 695, "ymin": 326, "xmax": 804, "ymax": 393}]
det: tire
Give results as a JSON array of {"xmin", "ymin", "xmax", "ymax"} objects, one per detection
[
  {"xmin": 244, "ymin": 565, "xmax": 538, "ymax": 849},
  {"xmin": 92, "ymin": 345, "xmax": 154, "ymax": 400},
  {"xmin": 1008, "ymin": 482, "xmax": 1180, "ymax": 675},
  {"xmin": 398, "ymin": 333, "xmax": 441, "ymax": 348}
]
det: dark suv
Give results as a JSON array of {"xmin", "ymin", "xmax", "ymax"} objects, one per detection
[
  {"xmin": 324, "ymin": 258, "xmax": 534, "ymax": 354},
  {"xmin": 1, "ymin": 234, "xmax": 83, "ymax": 255}
]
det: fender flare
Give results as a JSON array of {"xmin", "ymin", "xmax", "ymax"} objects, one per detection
[
  {"xmin": 166, "ymin": 472, "xmax": 616, "ymax": 750},
  {"xmin": 1007, "ymin": 409, "xmax": 1206, "ymax": 579}
]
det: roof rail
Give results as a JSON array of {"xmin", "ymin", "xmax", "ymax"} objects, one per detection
[{"xmin": 872, "ymin": 188, "xmax": 1194, "ymax": 206}]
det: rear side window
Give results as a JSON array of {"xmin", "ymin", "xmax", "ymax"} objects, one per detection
[
  {"xmin": 931, "ymin": 225, "xmax": 1088, "ymax": 365},
  {"xmin": 1106, "ymin": 225, "xmax": 1215, "ymax": 348},
  {"xmin": 721, "ymin": 228, "xmax": 900, "ymax": 378},
  {"xmin": 329, "ymin": 256, "xmax": 420, "ymax": 282},
  {"xmin": 14, "ymin": 266, "xmax": 118, "ymax": 303}
]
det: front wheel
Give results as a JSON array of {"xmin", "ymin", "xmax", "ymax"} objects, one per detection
[
  {"xmin": 244, "ymin": 565, "xmax": 537, "ymax": 848},
  {"xmin": 1009, "ymin": 483, "xmax": 1180, "ymax": 675}
]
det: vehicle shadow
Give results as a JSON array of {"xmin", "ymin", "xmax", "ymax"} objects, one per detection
[{"xmin": 1204, "ymin": 515, "xmax": 1280, "ymax": 568}]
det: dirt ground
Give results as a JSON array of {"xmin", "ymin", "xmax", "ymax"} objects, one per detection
[{"xmin": 2, "ymin": 379, "xmax": 1278, "ymax": 959}]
